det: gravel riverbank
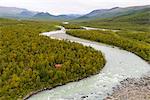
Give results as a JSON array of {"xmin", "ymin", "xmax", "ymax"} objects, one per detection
[
  {"xmin": 105, "ymin": 72, "xmax": 150, "ymax": 100},
  {"xmin": 28, "ymin": 26, "xmax": 150, "ymax": 100}
]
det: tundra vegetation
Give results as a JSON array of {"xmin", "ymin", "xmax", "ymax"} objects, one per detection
[
  {"xmin": 61, "ymin": 23, "xmax": 83, "ymax": 29},
  {"xmin": 66, "ymin": 10, "xmax": 150, "ymax": 62},
  {"xmin": 0, "ymin": 18, "xmax": 105, "ymax": 99},
  {"xmin": 67, "ymin": 29, "xmax": 150, "ymax": 62}
]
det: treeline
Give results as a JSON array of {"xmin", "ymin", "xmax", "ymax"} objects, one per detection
[
  {"xmin": 0, "ymin": 19, "xmax": 105, "ymax": 99},
  {"xmin": 67, "ymin": 30, "xmax": 150, "ymax": 62}
]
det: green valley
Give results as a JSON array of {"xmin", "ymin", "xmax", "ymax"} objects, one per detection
[
  {"xmin": 66, "ymin": 8, "xmax": 150, "ymax": 62},
  {"xmin": 0, "ymin": 18, "xmax": 105, "ymax": 99},
  {"xmin": 0, "ymin": 3, "xmax": 150, "ymax": 100}
]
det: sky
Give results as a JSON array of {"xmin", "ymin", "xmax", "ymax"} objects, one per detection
[{"xmin": 0, "ymin": 0, "xmax": 149, "ymax": 15}]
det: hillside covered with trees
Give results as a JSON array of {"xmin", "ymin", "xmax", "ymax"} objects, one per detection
[{"xmin": 0, "ymin": 18, "xmax": 105, "ymax": 99}]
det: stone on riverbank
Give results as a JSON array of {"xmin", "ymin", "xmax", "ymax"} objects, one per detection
[{"xmin": 105, "ymin": 73, "xmax": 150, "ymax": 100}]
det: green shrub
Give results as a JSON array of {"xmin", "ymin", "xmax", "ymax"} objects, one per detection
[
  {"xmin": 67, "ymin": 30, "xmax": 150, "ymax": 62},
  {"xmin": 0, "ymin": 19, "xmax": 105, "ymax": 99}
]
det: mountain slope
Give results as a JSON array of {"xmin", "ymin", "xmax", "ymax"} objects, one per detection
[
  {"xmin": 77, "ymin": 5, "xmax": 150, "ymax": 20},
  {"xmin": 74, "ymin": 7, "xmax": 150, "ymax": 33},
  {"xmin": 33, "ymin": 12, "xmax": 55, "ymax": 19},
  {"xmin": 112, "ymin": 8, "xmax": 150, "ymax": 24},
  {"xmin": 0, "ymin": 5, "xmax": 149, "ymax": 21},
  {"xmin": 33, "ymin": 13, "xmax": 81, "ymax": 20},
  {"xmin": 0, "ymin": 6, "xmax": 37, "ymax": 18},
  {"xmin": 19, "ymin": 10, "xmax": 36, "ymax": 18},
  {"xmin": 55, "ymin": 14, "xmax": 81, "ymax": 20},
  {"xmin": 0, "ymin": 6, "xmax": 81, "ymax": 20}
]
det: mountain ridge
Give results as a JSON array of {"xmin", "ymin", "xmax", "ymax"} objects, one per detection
[
  {"xmin": 0, "ymin": 5, "xmax": 149, "ymax": 20},
  {"xmin": 77, "ymin": 5, "xmax": 150, "ymax": 20}
]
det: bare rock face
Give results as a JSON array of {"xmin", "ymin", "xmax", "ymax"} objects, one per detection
[{"xmin": 105, "ymin": 73, "xmax": 150, "ymax": 100}]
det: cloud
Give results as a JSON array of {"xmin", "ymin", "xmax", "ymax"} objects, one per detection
[{"xmin": 0, "ymin": 0, "xmax": 149, "ymax": 15}]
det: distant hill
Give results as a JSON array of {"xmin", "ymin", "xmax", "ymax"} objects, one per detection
[
  {"xmin": 0, "ymin": 6, "xmax": 81, "ymax": 20},
  {"xmin": 19, "ymin": 10, "xmax": 37, "ymax": 18},
  {"xmin": 54, "ymin": 14, "xmax": 81, "ymax": 20},
  {"xmin": 0, "ymin": 6, "xmax": 37, "ymax": 18},
  {"xmin": 111, "ymin": 8, "xmax": 150, "ymax": 24},
  {"xmin": 0, "ymin": 5, "xmax": 149, "ymax": 21},
  {"xmin": 76, "ymin": 8, "xmax": 150, "ymax": 26},
  {"xmin": 33, "ymin": 12, "xmax": 54, "ymax": 19},
  {"xmin": 33, "ymin": 13, "xmax": 81, "ymax": 20},
  {"xmin": 74, "ymin": 7, "xmax": 150, "ymax": 32},
  {"xmin": 77, "ymin": 5, "xmax": 150, "ymax": 20}
]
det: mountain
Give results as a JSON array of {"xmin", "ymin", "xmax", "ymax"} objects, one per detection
[
  {"xmin": 0, "ymin": 6, "xmax": 81, "ymax": 20},
  {"xmin": 33, "ymin": 12, "xmax": 81, "ymax": 20},
  {"xmin": 19, "ymin": 10, "xmax": 37, "ymax": 18},
  {"xmin": 0, "ymin": 5, "xmax": 149, "ymax": 21},
  {"xmin": 77, "ymin": 5, "xmax": 150, "ymax": 20},
  {"xmin": 0, "ymin": 6, "xmax": 37, "ymax": 18},
  {"xmin": 0, "ymin": 6, "xmax": 26, "ymax": 16},
  {"xmin": 82, "ymin": 9, "xmax": 108, "ymax": 18},
  {"xmin": 55, "ymin": 14, "xmax": 81, "ymax": 20},
  {"xmin": 111, "ymin": 8, "xmax": 150, "ymax": 24},
  {"xmin": 33, "ymin": 12, "xmax": 55, "ymax": 19},
  {"xmin": 75, "ymin": 7, "xmax": 150, "ymax": 32}
]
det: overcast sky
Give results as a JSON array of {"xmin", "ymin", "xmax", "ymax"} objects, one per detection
[{"xmin": 0, "ymin": 0, "xmax": 149, "ymax": 15}]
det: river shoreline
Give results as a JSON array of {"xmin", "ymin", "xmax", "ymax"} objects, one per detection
[
  {"xmin": 105, "ymin": 72, "xmax": 150, "ymax": 100},
  {"xmin": 27, "ymin": 26, "xmax": 150, "ymax": 100},
  {"xmin": 23, "ymin": 71, "xmax": 103, "ymax": 100}
]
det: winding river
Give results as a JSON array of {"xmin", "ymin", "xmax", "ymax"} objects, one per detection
[{"xmin": 28, "ymin": 26, "xmax": 150, "ymax": 100}]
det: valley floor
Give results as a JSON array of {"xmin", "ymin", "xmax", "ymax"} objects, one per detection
[
  {"xmin": 0, "ymin": 19, "xmax": 105, "ymax": 99},
  {"xmin": 28, "ymin": 26, "xmax": 150, "ymax": 100}
]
